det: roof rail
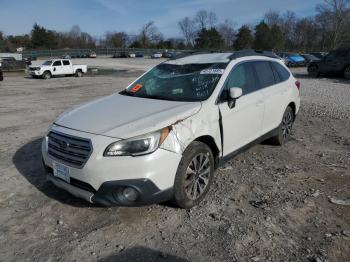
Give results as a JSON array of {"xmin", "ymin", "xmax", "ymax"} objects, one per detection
[
  {"xmin": 229, "ymin": 49, "xmax": 278, "ymax": 60},
  {"xmin": 169, "ymin": 50, "xmax": 233, "ymax": 61}
]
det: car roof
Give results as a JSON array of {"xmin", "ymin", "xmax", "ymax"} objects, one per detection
[
  {"xmin": 165, "ymin": 53, "xmax": 233, "ymax": 65},
  {"xmin": 166, "ymin": 50, "xmax": 280, "ymax": 65}
]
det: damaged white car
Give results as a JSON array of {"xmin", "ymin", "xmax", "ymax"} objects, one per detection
[{"xmin": 42, "ymin": 50, "xmax": 301, "ymax": 208}]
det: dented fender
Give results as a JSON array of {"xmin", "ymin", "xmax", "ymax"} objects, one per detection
[{"xmin": 160, "ymin": 103, "xmax": 222, "ymax": 156}]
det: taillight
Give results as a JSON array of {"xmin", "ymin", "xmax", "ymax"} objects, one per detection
[{"xmin": 295, "ymin": 80, "xmax": 301, "ymax": 90}]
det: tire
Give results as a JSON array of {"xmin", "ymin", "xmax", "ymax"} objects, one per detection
[
  {"xmin": 308, "ymin": 65, "xmax": 319, "ymax": 77},
  {"xmin": 173, "ymin": 141, "xmax": 215, "ymax": 209},
  {"xmin": 42, "ymin": 71, "xmax": 51, "ymax": 79},
  {"xmin": 344, "ymin": 66, "xmax": 350, "ymax": 80},
  {"xmin": 270, "ymin": 106, "xmax": 294, "ymax": 146},
  {"xmin": 75, "ymin": 70, "xmax": 83, "ymax": 77}
]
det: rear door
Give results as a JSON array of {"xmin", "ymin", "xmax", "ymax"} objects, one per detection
[
  {"xmin": 218, "ymin": 61, "xmax": 265, "ymax": 156},
  {"xmin": 256, "ymin": 61, "xmax": 291, "ymax": 134},
  {"xmin": 52, "ymin": 60, "xmax": 64, "ymax": 75},
  {"xmin": 62, "ymin": 60, "xmax": 73, "ymax": 74}
]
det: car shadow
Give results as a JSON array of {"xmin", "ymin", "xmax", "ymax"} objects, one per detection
[
  {"xmin": 99, "ymin": 246, "xmax": 188, "ymax": 262},
  {"xmin": 12, "ymin": 137, "xmax": 98, "ymax": 208}
]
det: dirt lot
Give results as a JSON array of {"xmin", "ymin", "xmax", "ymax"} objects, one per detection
[{"xmin": 0, "ymin": 58, "xmax": 349, "ymax": 262}]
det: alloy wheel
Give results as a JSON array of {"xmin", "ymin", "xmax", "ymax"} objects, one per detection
[
  {"xmin": 184, "ymin": 152, "xmax": 211, "ymax": 200},
  {"xmin": 344, "ymin": 67, "xmax": 350, "ymax": 79},
  {"xmin": 281, "ymin": 111, "xmax": 293, "ymax": 141}
]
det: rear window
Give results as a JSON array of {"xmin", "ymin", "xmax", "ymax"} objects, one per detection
[
  {"xmin": 271, "ymin": 62, "xmax": 290, "ymax": 82},
  {"xmin": 253, "ymin": 61, "xmax": 276, "ymax": 88},
  {"xmin": 63, "ymin": 60, "xmax": 70, "ymax": 65}
]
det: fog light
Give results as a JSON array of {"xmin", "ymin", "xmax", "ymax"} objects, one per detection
[{"xmin": 123, "ymin": 187, "xmax": 138, "ymax": 201}]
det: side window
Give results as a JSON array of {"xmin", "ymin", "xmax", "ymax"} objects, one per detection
[
  {"xmin": 224, "ymin": 63, "xmax": 257, "ymax": 95},
  {"xmin": 53, "ymin": 61, "xmax": 62, "ymax": 66},
  {"xmin": 272, "ymin": 62, "xmax": 290, "ymax": 82},
  {"xmin": 62, "ymin": 60, "xmax": 70, "ymax": 66},
  {"xmin": 253, "ymin": 61, "xmax": 276, "ymax": 88}
]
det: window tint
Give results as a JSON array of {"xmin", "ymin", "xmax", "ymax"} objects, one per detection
[
  {"xmin": 253, "ymin": 61, "xmax": 276, "ymax": 88},
  {"xmin": 62, "ymin": 60, "xmax": 70, "ymax": 66},
  {"xmin": 53, "ymin": 61, "xmax": 62, "ymax": 66},
  {"xmin": 272, "ymin": 62, "xmax": 290, "ymax": 82},
  {"xmin": 225, "ymin": 62, "xmax": 257, "ymax": 95},
  {"xmin": 334, "ymin": 50, "xmax": 348, "ymax": 58}
]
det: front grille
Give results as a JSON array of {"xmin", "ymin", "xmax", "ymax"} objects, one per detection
[{"xmin": 47, "ymin": 131, "xmax": 92, "ymax": 168}]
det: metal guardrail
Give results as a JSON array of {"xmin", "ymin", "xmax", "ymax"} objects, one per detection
[{"xmin": 21, "ymin": 48, "xmax": 193, "ymax": 58}]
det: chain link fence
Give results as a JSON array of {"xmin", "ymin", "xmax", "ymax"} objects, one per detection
[{"xmin": 22, "ymin": 48, "xmax": 193, "ymax": 58}]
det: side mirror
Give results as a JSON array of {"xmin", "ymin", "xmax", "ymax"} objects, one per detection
[{"xmin": 228, "ymin": 87, "xmax": 242, "ymax": 108}]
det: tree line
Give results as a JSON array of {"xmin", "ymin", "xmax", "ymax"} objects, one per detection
[{"xmin": 0, "ymin": 0, "xmax": 349, "ymax": 53}]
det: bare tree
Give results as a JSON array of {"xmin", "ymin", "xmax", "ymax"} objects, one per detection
[
  {"xmin": 316, "ymin": 0, "xmax": 350, "ymax": 48},
  {"xmin": 264, "ymin": 10, "xmax": 282, "ymax": 26},
  {"xmin": 178, "ymin": 17, "xmax": 196, "ymax": 47},
  {"xmin": 104, "ymin": 31, "xmax": 129, "ymax": 47},
  {"xmin": 139, "ymin": 21, "xmax": 162, "ymax": 47},
  {"xmin": 194, "ymin": 10, "xmax": 218, "ymax": 30},
  {"xmin": 195, "ymin": 10, "xmax": 209, "ymax": 30},
  {"xmin": 217, "ymin": 20, "xmax": 236, "ymax": 48},
  {"xmin": 208, "ymin": 11, "xmax": 218, "ymax": 28}
]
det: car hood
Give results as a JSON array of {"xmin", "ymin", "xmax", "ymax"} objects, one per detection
[{"xmin": 55, "ymin": 93, "xmax": 202, "ymax": 139}]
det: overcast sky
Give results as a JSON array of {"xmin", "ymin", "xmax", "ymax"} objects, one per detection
[{"xmin": 0, "ymin": 0, "xmax": 322, "ymax": 37}]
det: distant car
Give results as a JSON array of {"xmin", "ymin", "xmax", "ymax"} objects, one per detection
[
  {"xmin": 0, "ymin": 57, "xmax": 26, "ymax": 71},
  {"xmin": 135, "ymin": 52, "xmax": 144, "ymax": 58},
  {"xmin": 301, "ymin": 54, "xmax": 320, "ymax": 65},
  {"xmin": 89, "ymin": 52, "xmax": 97, "ymax": 58},
  {"xmin": 61, "ymin": 54, "xmax": 71, "ymax": 59},
  {"xmin": 128, "ymin": 53, "xmax": 136, "ymax": 58},
  {"xmin": 0, "ymin": 61, "xmax": 3, "ymax": 81},
  {"xmin": 151, "ymin": 52, "xmax": 162, "ymax": 59},
  {"xmin": 308, "ymin": 48, "xmax": 350, "ymax": 79},
  {"xmin": 278, "ymin": 53, "xmax": 306, "ymax": 67},
  {"xmin": 28, "ymin": 59, "xmax": 88, "ymax": 79},
  {"xmin": 162, "ymin": 52, "xmax": 175, "ymax": 58},
  {"xmin": 310, "ymin": 52, "xmax": 328, "ymax": 59},
  {"xmin": 113, "ymin": 52, "xmax": 129, "ymax": 58}
]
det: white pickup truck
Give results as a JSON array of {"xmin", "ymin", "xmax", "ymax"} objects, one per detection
[{"xmin": 29, "ymin": 59, "xmax": 87, "ymax": 79}]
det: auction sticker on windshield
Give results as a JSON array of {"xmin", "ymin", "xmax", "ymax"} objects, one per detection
[
  {"xmin": 53, "ymin": 161, "xmax": 70, "ymax": 183},
  {"xmin": 131, "ymin": 84, "xmax": 143, "ymax": 93},
  {"xmin": 200, "ymin": 69, "xmax": 225, "ymax": 74}
]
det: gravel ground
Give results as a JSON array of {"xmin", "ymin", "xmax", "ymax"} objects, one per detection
[{"xmin": 0, "ymin": 59, "xmax": 349, "ymax": 262}]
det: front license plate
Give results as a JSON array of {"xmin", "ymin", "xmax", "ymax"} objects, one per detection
[{"xmin": 53, "ymin": 161, "xmax": 70, "ymax": 183}]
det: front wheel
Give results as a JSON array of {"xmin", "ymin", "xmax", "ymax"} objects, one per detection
[
  {"xmin": 173, "ymin": 141, "xmax": 215, "ymax": 209},
  {"xmin": 42, "ymin": 71, "xmax": 51, "ymax": 79},
  {"xmin": 344, "ymin": 66, "xmax": 350, "ymax": 79},
  {"xmin": 270, "ymin": 106, "xmax": 294, "ymax": 146}
]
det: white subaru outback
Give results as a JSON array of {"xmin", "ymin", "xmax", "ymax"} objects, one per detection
[{"xmin": 42, "ymin": 50, "xmax": 300, "ymax": 208}]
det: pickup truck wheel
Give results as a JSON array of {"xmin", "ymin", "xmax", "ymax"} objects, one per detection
[
  {"xmin": 344, "ymin": 66, "xmax": 350, "ymax": 79},
  {"xmin": 75, "ymin": 70, "xmax": 83, "ymax": 77},
  {"xmin": 173, "ymin": 141, "xmax": 215, "ymax": 209},
  {"xmin": 42, "ymin": 71, "xmax": 51, "ymax": 79},
  {"xmin": 270, "ymin": 106, "xmax": 294, "ymax": 146},
  {"xmin": 308, "ymin": 65, "xmax": 319, "ymax": 77}
]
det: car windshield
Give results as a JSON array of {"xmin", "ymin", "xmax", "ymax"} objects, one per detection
[
  {"xmin": 42, "ymin": 60, "xmax": 52, "ymax": 66},
  {"xmin": 121, "ymin": 63, "xmax": 228, "ymax": 102}
]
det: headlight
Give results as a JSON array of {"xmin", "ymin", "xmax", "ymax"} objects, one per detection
[{"xmin": 104, "ymin": 127, "xmax": 170, "ymax": 156}]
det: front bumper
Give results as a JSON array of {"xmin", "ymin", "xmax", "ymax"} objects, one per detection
[{"xmin": 42, "ymin": 125, "xmax": 181, "ymax": 206}]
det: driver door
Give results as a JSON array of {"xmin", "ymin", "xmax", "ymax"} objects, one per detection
[
  {"xmin": 218, "ymin": 62, "xmax": 265, "ymax": 156},
  {"xmin": 52, "ymin": 60, "xmax": 63, "ymax": 75}
]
